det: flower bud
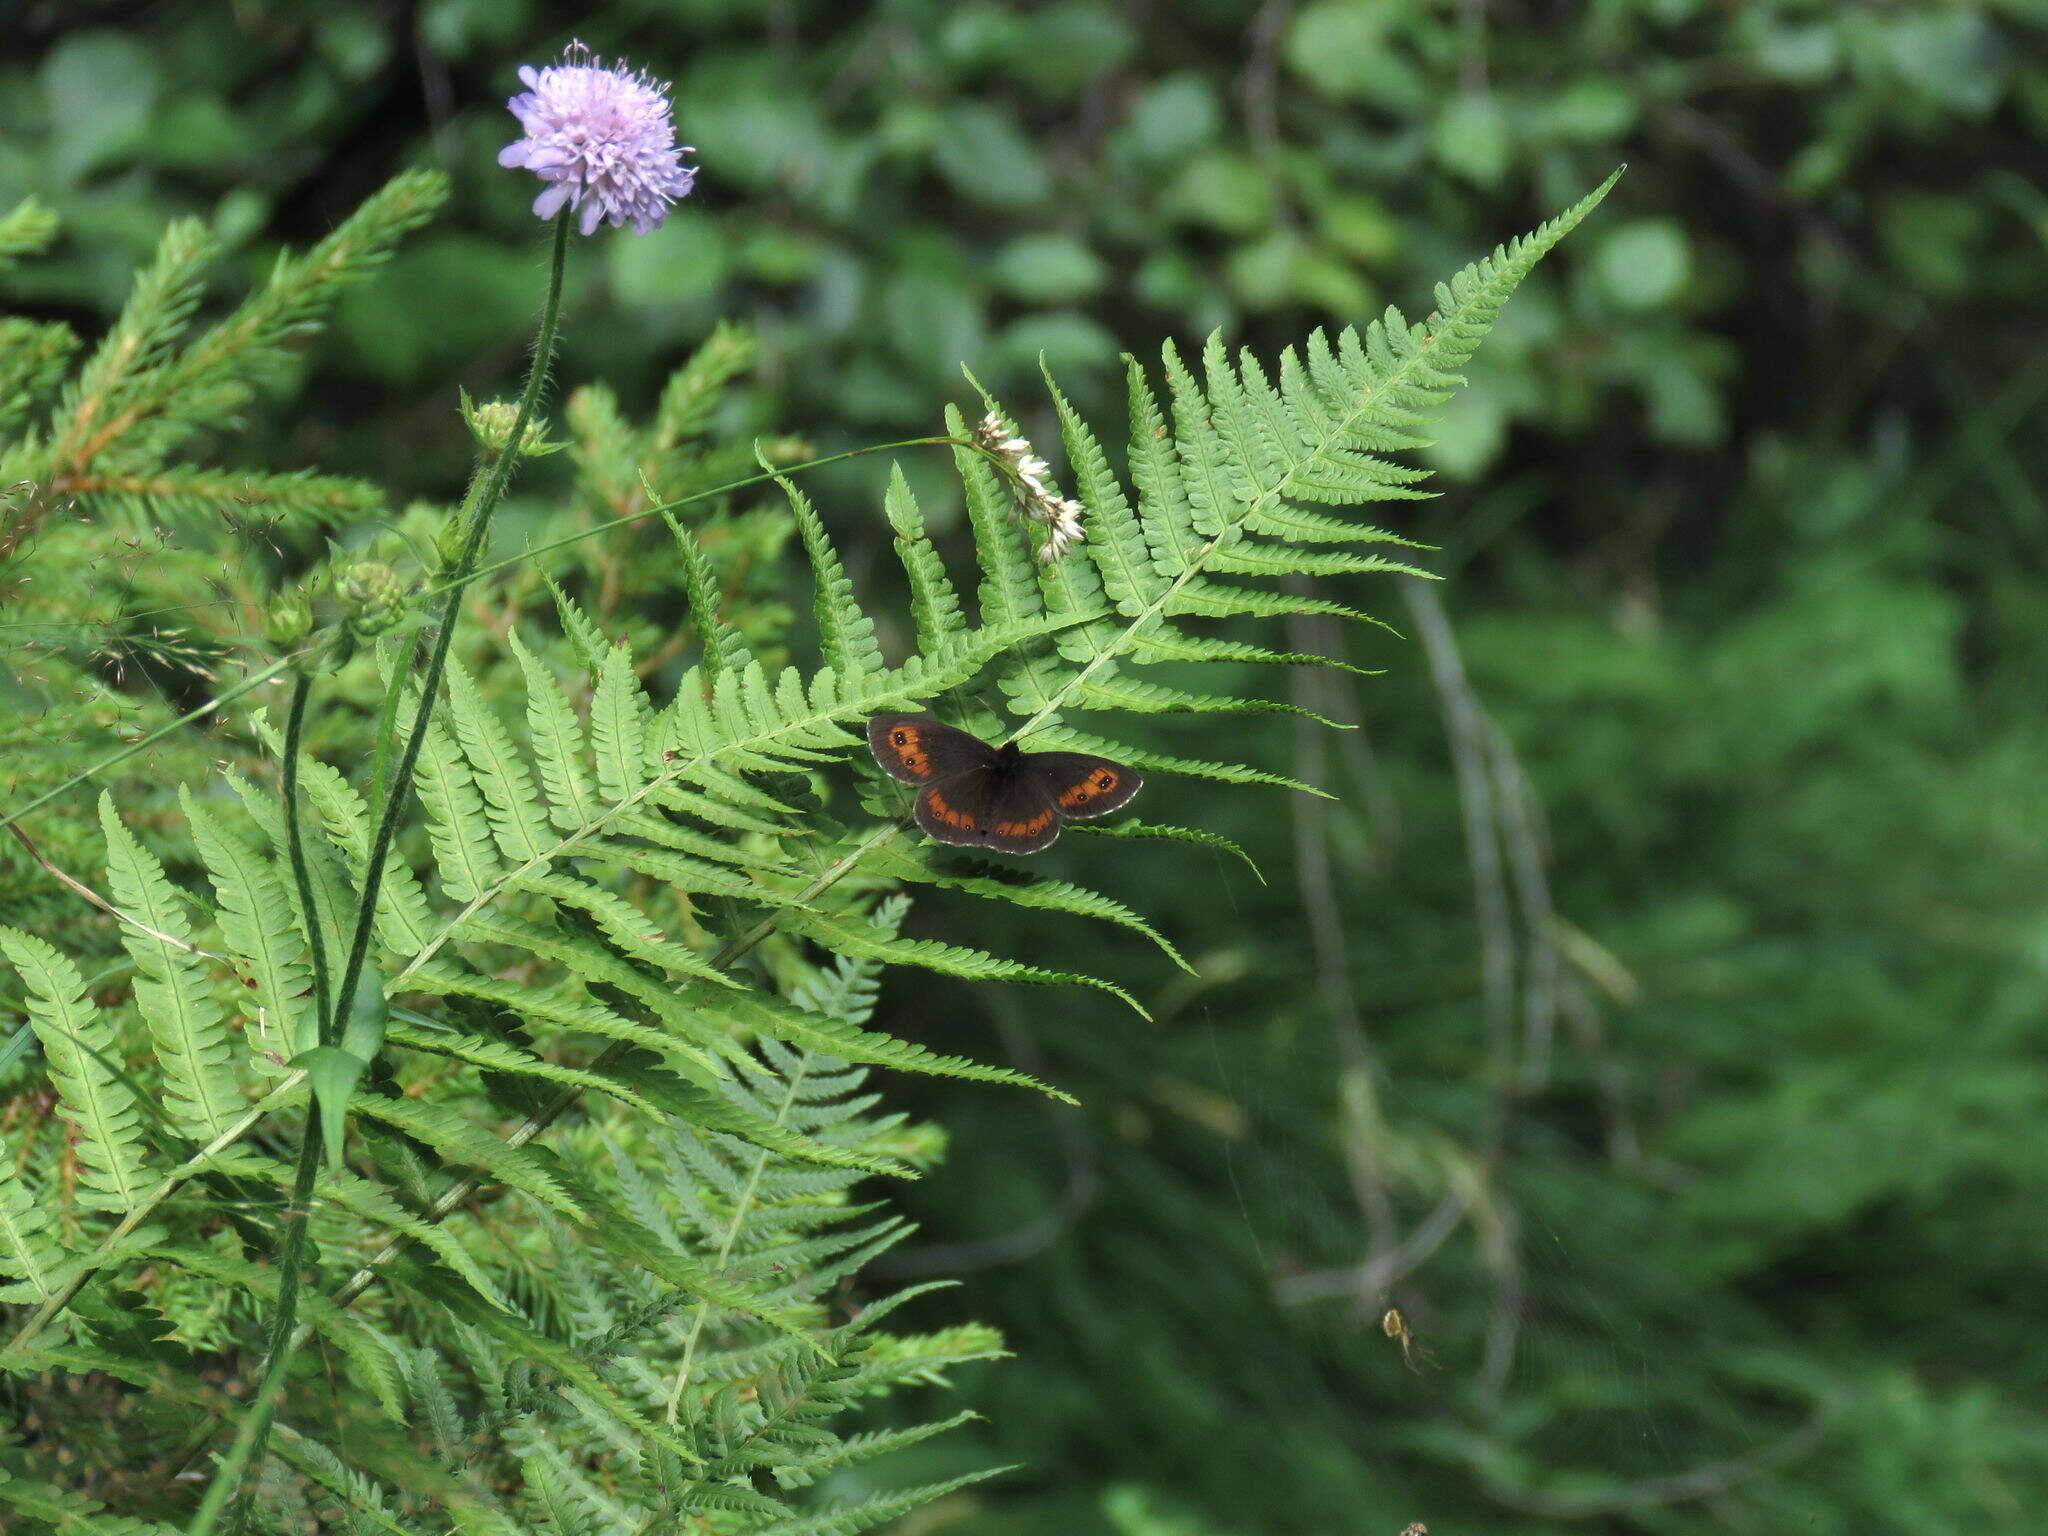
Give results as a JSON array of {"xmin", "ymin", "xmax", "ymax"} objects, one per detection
[
  {"xmin": 460, "ymin": 389, "xmax": 564, "ymax": 459},
  {"xmin": 262, "ymin": 586, "xmax": 314, "ymax": 650},
  {"xmin": 338, "ymin": 561, "xmax": 410, "ymax": 639}
]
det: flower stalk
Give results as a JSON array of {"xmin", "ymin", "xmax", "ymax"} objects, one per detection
[{"xmin": 183, "ymin": 208, "xmax": 572, "ymax": 1536}]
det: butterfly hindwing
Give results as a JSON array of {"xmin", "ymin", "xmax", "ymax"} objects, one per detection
[
  {"xmin": 1027, "ymin": 752, "xmax": 1144, "ymax": 820},
  {"xmin": 867, "ymin": 715, "xmax": 993, "ymax": 785},
  {"xmin": 913, "ymin": 776, "xmax": 988, "ymax": 845},
  {"xmin": 975, "ymin": 770, "xmax": 1062, "ymax": 855}
]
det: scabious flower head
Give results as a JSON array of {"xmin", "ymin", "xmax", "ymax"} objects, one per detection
[
  {"xmin": 499, "ymin": 43, "xmax": 696, "ymax": 235},
  {"xmin": 971, "ymin": 411, "xmax": 1087, "ymax": 563}
]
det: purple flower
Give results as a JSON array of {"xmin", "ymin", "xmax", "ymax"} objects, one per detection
[{"xmin": 498, "ymin": 45, "xmax": 696, "ymax": 236}]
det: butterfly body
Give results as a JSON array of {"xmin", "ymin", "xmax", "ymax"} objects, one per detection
[{"xmin": 866, "ymin": 715, "xmax": 1141, "ymax": 855}]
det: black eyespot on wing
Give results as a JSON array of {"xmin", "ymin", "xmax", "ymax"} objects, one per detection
[{"xmin": 867, "ymin": 714, "xmax": 993, "ymax": 784}]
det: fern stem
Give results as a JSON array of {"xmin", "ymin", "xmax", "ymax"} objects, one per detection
[
  {"xmin": 364, "ymin": 630, "xmax": 425, "ymax": 824},
  {"xmin": 663, "ymin": 1048, "xmax": 817, "ymax": 1423},
  {"xmin": 281, "ymin": 670, "xmax": 331, "ymax": 1038},
  {"xmin": 182, "ymin": 209, "xmax": 572, "ymax": 1536}
]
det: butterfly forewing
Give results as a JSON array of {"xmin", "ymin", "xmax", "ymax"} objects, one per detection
[
  {"xmin": 1029, "ymin": 752, "xmax": 1144, "ymax": 819},
  {"xmin": 867, "ymin": 715, "xmax": 993, "ymax": 785}
]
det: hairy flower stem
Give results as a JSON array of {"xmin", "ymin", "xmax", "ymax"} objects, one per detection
[
  {"xmin": 181, "ymin": 673, "xmax": 331, "ymax": 1533},
  {"xmin": 332, "ymin": 208, "xmax": 569, "ymax": 1049},
  {"xmin": 183, "ymin": 209, "xmax": 571, "ymax": 1536},
  {"xmin": 281, "ymin": 672, "xmax": 331, "ymax": 1034}
]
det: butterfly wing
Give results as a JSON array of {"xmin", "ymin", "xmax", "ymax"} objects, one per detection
[
  {"xmin": 867, "ymin": 715, "xmax": 993, "ymax": 785},
  {"xmin": 1026, "ymin": 752, "xmax": 1144, "ymax": 820},
  {"xmin": 966, "ymin": 766, "xmax": 1063, "ymax": 855},
  {"xmin": 913, "ymin": 773, "xmax": 992, "ymax": 847}
]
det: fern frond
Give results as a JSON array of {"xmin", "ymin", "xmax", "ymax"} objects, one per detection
[
  {"xmin": 510, "ymin": 631, "xmax": 601, "ymax": 834},
  {"xmin": 883, "ymin": 466, "xmax": 966, "ymax": 660},
  {"xmin": 99, "ymin": 796, "xmax": 242, "ymax": 1144},
  {"xmin": 0, "ymin": 927, "xmax": 154, "ymax": 1210},
  {"xmin": 415, "ymin": 714, "xmax": 505, "ymax": 904},
  {"xmin": 982, "ymin": 173, "xmax": 1620, "ymax": 754},
  {"xmin": 0, "ymin": 1152, "xmax": 67, "ymax": 1302},
  {"xmin": 860, "ymin": 841, "xmax": 1191, "ymax": 972},
  {"xmin": 182, "ymin": 788, "xmax": 312, "ymax": 1044},
  {"xmin": 745, "ymin": 1466, "xmax": 1013, "ymax": 1536},
  {"xmin": 785, "ymin": 908, "xmax": 1144, "ymax": 1016},
  {"xmin": 354, "ymin": 1096, "xmax": 588, "ymax": 1224},
  {"xmin": 1070, "ymin": 818, "xmax": 1265, "ymax": 878},
  {"xmin": 664, "ymin": 513, "xmax": 755, "ymax": 675},
  {"xmin": 446, "ymin": 656, "xmax": 555, "ymax": 866},
  {"xmin": 785, "ymin": 477, "xmax": 885, "ymax": 678},
  {"xmin": 680, "ymin": 979, "xmax": 1074, "ymax": 1099}
]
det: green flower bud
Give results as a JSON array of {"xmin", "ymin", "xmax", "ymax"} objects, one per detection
[
  {"xmin": 338, "ymin": 561, "xmax": 409, "ymax": 639},
  {"xmin": 262, "ymin": 585, "xmax": 314, "ymax": 650},
  {"xmin": 459, "ymin": 388, "xmax": 564, "ymax": 459}
]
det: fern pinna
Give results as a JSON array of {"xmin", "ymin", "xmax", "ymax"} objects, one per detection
[{"xmin": 0, "ymin": 173, "xmax": 1612, "ymax": 1532}]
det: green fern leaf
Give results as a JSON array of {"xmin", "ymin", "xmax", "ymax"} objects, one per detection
[
  {"xmin": 415, "ymin": 714, "xmax": 504, "ymax": 903},
  {"xmin": 182, "ymin": 789, "xmax": 312, "ymax": 1046},
  {"xmin": 860, "ymin": 841, "xmax": 1191, "ymax": 972},
  {"xmin": 447, "ymin": 655, "xmax": 555, "ymax": 865},
  {"xmin": 0, "ymin": 1151, "xmax": 66, "ymax": 1302},
  {"xmin": 1069, "ymin": 818, "xmax": 1265, "ymax": 879},
  {"xmin": 744, "ymin": 1467, "xmax": 1013, "ymax": 1536},
  {"xmin": 785, "ymin": 476, "xmax": 885, "ymax": 678},
  {"xmin": 663, "ymin": 513, "xmax": 755, "ymax": 674},
  {"xmin": 511, "ymin": 629, "xmax": 602, "ymax": 834},
  {"xmin": 355, "ymin": 1096, "xmax": 588, "ymax": 1224},
  {"xmin": 883, "ymin": 465, "xmax": 966, "ymax": 660},
  {"xmin": 98, "ymin": 796, "xmax": 242, "ymax": 1144},
  {"xmin": 787, "ymin": 908, "xmax": 1145, "ymax": 1015},
  {"xmin": 1023, "ymin": 724, "xmax": 1330, "ymax": 797},
  {"xmin": 0, "ymin": 927, "xmax": 153, "ymax": 1210},
  {"xmin": 590, "ymin": 636, "xmax": 653, "ymax": 803},
  {"xmin": 675, "ymin": 979, "xmax": 1075, "ymax": 1100}
]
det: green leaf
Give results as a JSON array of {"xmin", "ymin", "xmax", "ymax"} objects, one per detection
[
  {"xmin": 342, "ymin": 963, "xmax": 389, "ymax": 1060},
  {"xmin": 931, "ymin": 103, "xmax": 1050, "ymax": 205},
  {"xmin": 99, "ymin": 796, "xmax": 242, "ymax": 1145},
  {"xmin": 0, "ymin": 927, "xmax": 153, "ymax": 1210},
  {"xmin": 292, "ymin": 1045, "xmax": 370, "ymax": 1169}
]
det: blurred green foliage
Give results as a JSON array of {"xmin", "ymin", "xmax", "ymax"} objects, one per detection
[{"xmin": 6, "ymin": 0, "xmax": 2048, "ymax": 1531}]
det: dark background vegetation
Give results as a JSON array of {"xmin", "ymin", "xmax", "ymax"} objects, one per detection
[{"xmin": 6, "ymin": 0, "xmax": 2048, "ymax": 1530}]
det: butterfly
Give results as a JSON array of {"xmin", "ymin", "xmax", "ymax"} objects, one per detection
[{"xmin": 866, "ymin": 714, "xmax": 1142, "ymax": 855}]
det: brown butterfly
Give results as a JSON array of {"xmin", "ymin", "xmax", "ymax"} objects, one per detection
[{"xmin": 866, "ymin": 714, "xmax": 1142, "ymax": 855}]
